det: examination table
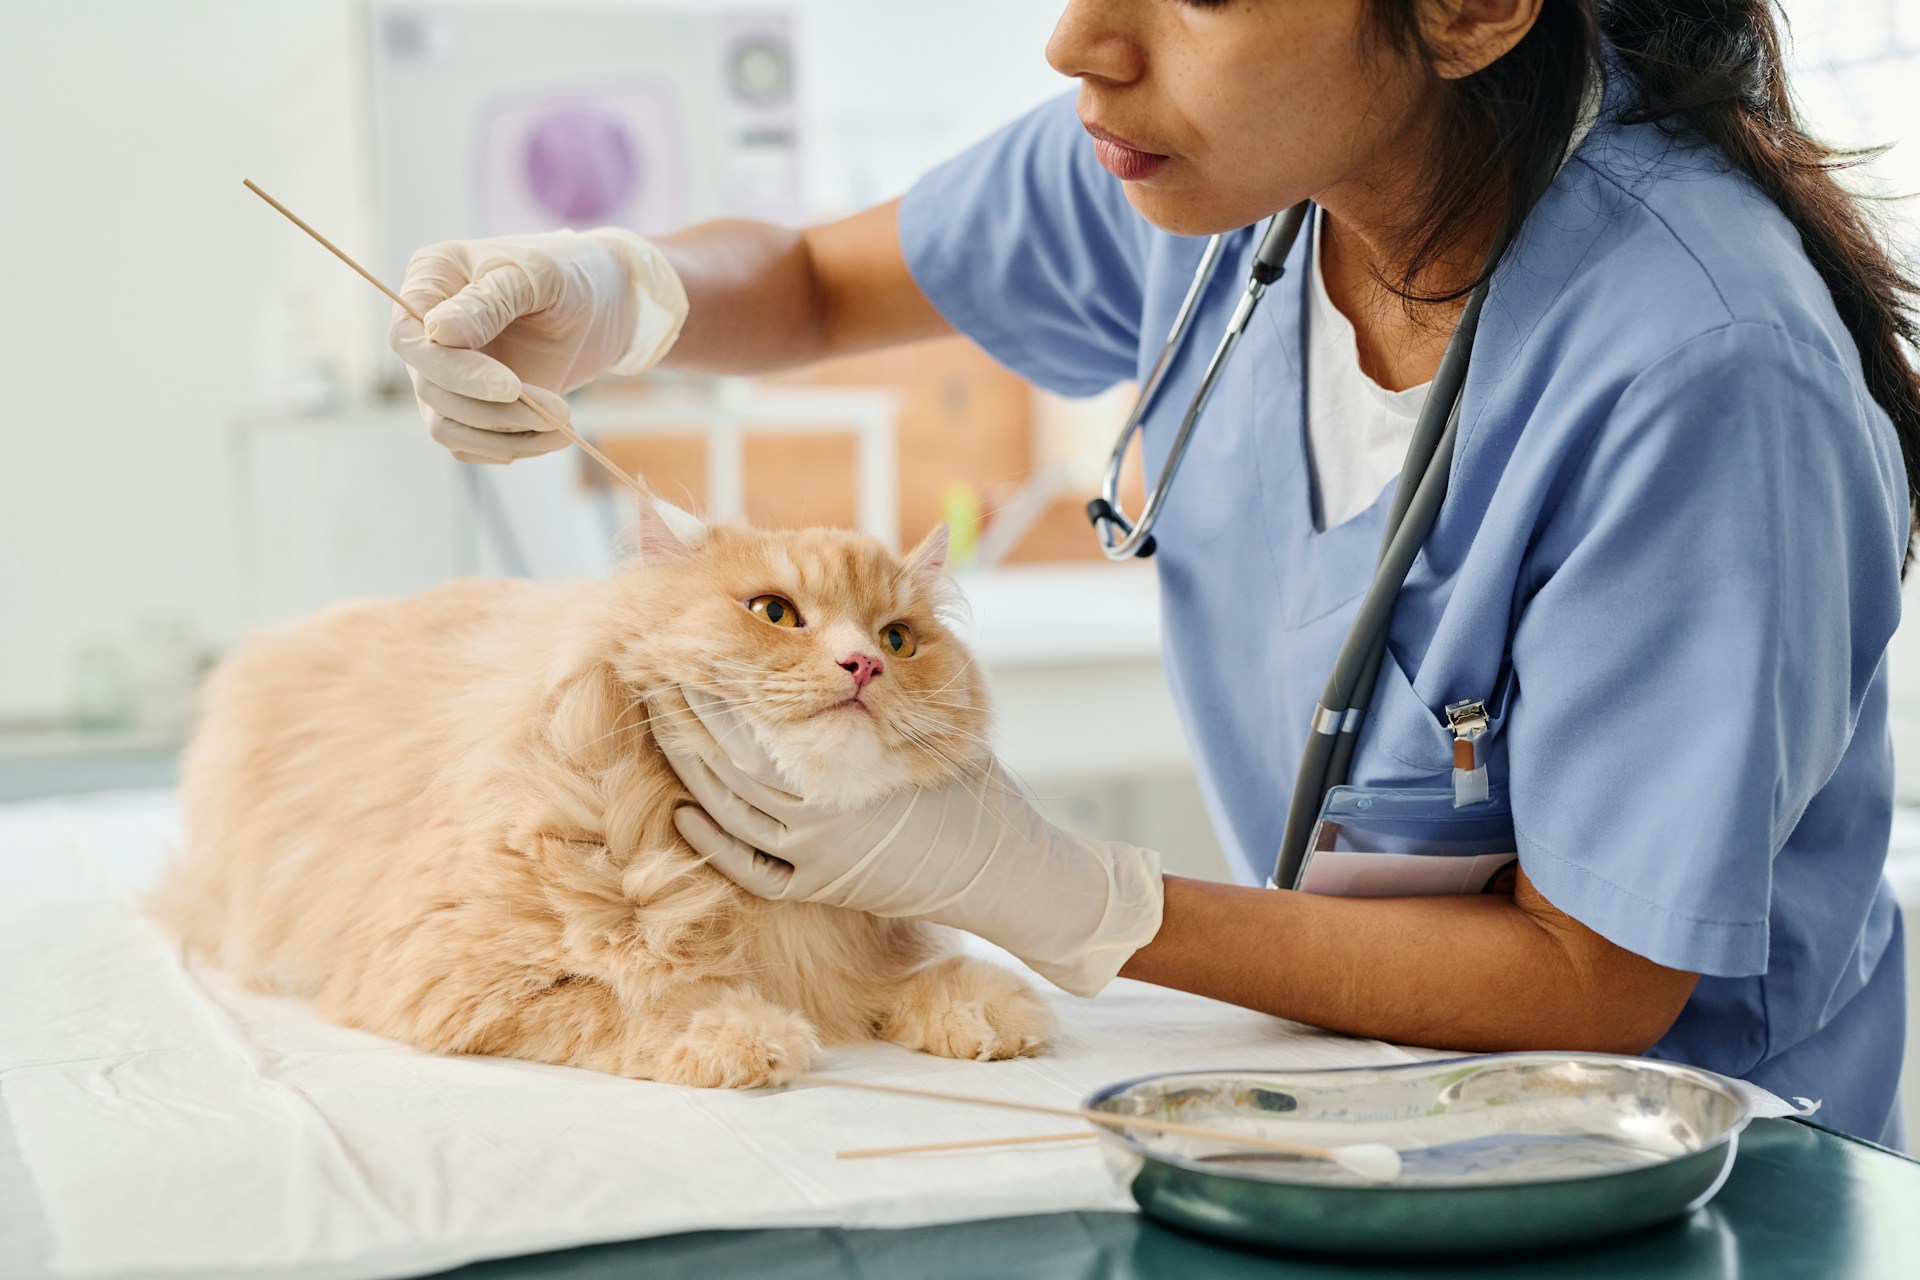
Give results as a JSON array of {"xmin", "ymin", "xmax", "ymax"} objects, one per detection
[
  {"xmin": 4, "ymin": 790, "xmax": 1912, "ymax": 1280},
  {"xmin": 436, "ymin": 1117, "xmax": 1919, "ymax": 1278}
]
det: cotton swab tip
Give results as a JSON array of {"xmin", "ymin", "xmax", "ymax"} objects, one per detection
[{"xmin": 1332, "ymin": 1142, "xmax": 1403, "ymax": 1183}]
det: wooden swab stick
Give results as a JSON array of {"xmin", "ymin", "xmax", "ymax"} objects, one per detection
[
  {"xmin": 838, "ymin": 1130, "xmax": 1096, "ymax": 1160},
  {"xmin": 241, "ymin": 179, "xmax": 647, "ymax": 497},
  {"xmin": 802, "ymin": 1073, "xmax": 1346, "ymax": 1163},
  {"xmin": 799, "ymin": 1074, "xmax": 1403, "ymax": 1182}
]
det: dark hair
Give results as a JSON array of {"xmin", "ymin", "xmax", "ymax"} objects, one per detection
[{"xmin": 1370, "ymin": 0, "xmax": 1920, "ymax": 569}]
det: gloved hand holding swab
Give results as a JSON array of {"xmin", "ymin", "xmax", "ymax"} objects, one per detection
[{"xmin": 241, "ymin": 179, "xmax": 649, "ymax": 494}]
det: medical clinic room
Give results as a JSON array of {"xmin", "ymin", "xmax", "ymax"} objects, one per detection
[{"xmin": 9, "ymin": 0, "xmax": 1920, "ymax": 1276}]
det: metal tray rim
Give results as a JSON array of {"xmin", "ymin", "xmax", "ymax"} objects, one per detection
[{"xmin": 1083, "ymin": 1050, "xmax": 1753, "ymax": 1191}]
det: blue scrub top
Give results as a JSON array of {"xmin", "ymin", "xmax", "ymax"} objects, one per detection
[{"xmin": 900, "ymin": 72, "xmax": 1910, "ymax": 1146}]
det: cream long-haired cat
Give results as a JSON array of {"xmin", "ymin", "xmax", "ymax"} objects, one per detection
[{"xmin": 153, "ymin": 502, "xmax": 1053, "ymax": 1087}]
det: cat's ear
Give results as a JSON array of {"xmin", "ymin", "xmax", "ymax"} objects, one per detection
[
  {"xmin": 904, "ymin": 523, "xmax": 950, "ymax": 579},
  {"xmin": 635, "ymin": 496, "xmax": 705, "ymax": 565}
]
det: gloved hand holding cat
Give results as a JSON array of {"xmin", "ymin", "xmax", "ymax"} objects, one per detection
[{"xmin": 664, "ymin": 690, "xmax": 1164, "ymax": 997}]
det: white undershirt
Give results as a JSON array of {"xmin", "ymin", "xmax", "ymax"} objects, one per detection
[
  {"xmin": 1304, "ymin": 211, "xmax": 1430, "ymax": 531},
  {"xmin": 1301, "ymin": 70, "xmax": 1602, "ymax": 531}
]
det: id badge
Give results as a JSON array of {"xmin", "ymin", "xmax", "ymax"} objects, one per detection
[{"xmin": 1296, "ymin": 785, "xmax": 1517, "ymax": 898}]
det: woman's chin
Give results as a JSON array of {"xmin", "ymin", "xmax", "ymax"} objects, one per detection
[{"xmin": 1122, "ymin": 181, "xmax": 1279, "ymax": 239}]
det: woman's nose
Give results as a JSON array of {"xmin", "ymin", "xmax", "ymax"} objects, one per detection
[
  {"xmin": 1046, "ymin": 0, "xmax": 1145, "ymax": 84},
  {"xmin": 838, "ymin": 652, "xmax": 885, "ymax": 689}
]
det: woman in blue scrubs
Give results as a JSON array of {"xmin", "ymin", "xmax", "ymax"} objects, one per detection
[{"xmin": 389, "ymin": 1, "xmax": 1920, "ymax": 1145}]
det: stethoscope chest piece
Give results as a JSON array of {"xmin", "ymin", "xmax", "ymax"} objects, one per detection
[{"xmin": 1085, "ymin": 497, "xmax": 1154, "ymax": 558}]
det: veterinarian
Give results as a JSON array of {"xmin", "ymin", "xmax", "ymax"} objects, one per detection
[{"xmin": 387, "ymin": 0, "xmax": 1917, "ymax": 1146}]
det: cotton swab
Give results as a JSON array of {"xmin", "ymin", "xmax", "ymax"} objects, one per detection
[
  {"xmin": 837, "ymin": 1130, "xmax": 1097, "ymax": 1160},
  {"xmin": 240, "ymin": 179, "xmax": 648, "ymax": 497},
  {"xmin": 800, "ymin": 1074, "xmax": 1404, "ymax": 1183}
]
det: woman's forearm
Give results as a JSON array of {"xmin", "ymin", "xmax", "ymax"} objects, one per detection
[
  {"xmin": 654, "ymin": 199, "xmax": 950, "ymax": 375},
  {"xmin": 1120, "ymin": 873, "xmax": 1699, "ymax": 1054}
]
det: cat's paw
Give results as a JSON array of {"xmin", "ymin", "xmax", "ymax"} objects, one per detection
[
  {"xmin": 883, "ymin": 957, "xmax": 1056, "ymax": 1062},
  {"xmin": 656, "ymin": 992, "xmax": 819, "ymax": 1088},
  {"xmin": 920, "ymin": 995, "xmax": 1053, "ymax": 1062}
]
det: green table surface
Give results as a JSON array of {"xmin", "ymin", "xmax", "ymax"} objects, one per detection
[{"xmin": 437, "ymin": 1118, "xmax": 1918, "ymax": 1279}]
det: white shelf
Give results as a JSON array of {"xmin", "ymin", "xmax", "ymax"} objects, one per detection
[{"xmin": 952, "ymin": 563, "xmax": 1163, "ymax": 668}]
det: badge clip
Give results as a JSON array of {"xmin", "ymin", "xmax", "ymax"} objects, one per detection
[{"xmin": 1446, "ymin": 698, "xmax": 1491, "ymax": 807}]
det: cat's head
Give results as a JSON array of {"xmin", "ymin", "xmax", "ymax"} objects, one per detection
[{"xmin": 610, "ymin": 500, "xmax": 989, "ymax": 810}]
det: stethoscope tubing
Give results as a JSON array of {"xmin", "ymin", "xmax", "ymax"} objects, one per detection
[
  {"xmin": 1088, "ymin": 105, "xmax": 1579, "ymax": 889},
  {"xmin": 1270, "ymin": 229, "xmax": 1507, "ymax": 889},
  {"xmin": 1081, "ymin": 197, "xmax": 1478, "ymax": 887},
  {"xmin": 1271, "ymin": 366, "xmax": 1473, "ymax": 888},
  {"xmin": 1081, "ymin": 197, "xmax": 1506, "ymax": 890},
  {"xmin": 1087, "ymin": 236, "xmax": 1224, "ymax": 558},
  {"xmin": 1320, "ymin": 286, "xmax": 1487, "ymax": 787},
  {"xmin": 1090, "ymin": 205, "xmax": 1309, "ymax": 560}
]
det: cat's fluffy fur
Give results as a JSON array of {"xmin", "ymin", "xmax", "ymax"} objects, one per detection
[{"xmin": 151, "ymin": 506, "xmax": 1053, "ymax": 1087}]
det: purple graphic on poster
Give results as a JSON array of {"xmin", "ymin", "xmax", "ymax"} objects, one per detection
[{"xmin": 521, "ymin": 105, "xmax": 638, "ymax": 223}]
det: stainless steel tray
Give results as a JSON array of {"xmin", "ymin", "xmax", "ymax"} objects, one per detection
[{"xmin": 1085, "ymin": 1053, "xmax": 1751, "ymax": 1256}]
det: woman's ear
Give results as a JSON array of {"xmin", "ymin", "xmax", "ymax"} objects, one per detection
[
  {"xmin": 635, "ymin": 496, "xmax": 705, "ymax": 565},
  {"xmin": 1421, "ymin": 0, "xmax": 1542, "ymax": 80},
  {"xmin": 904, "ymin": 523, "xmax": 950, "ymax": 578}
]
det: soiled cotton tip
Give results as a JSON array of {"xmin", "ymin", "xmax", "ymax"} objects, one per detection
[{"xmin": 1332, "ymin": 1142, "xmax": 1403, "ymax": 1183}]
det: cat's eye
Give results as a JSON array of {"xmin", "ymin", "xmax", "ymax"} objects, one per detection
[
  {"xmin": 747, "ymin": 595, "xmax": 803, "ymax": 628},
  {"xmin": 880, "ymin": 622, "xmax": 917, "ymax": 657}
]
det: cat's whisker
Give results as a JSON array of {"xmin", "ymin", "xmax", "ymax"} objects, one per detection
[
  {"xmin": 639, "ymin": 690, "xmax": 764, "ymax": 711},
  {"xmin": 887, "ymin": 704, "xmax": 993, "ymax": 749},
  {"xmin": 931, "ymin": 762, "xmax": 1033, "ymax": 845},
  {"xmin": 896, "ymin": 700, "xmax": 981, "ymax": 719},
  {"xmin": 610, "ymin": 697, "xmax": 778, "ymax": 759},
  {"xmin": 679, "ymin": 675, "xmax": 825, "ymax": 700},
  {"xmin": 708, "ymin": 714, "xmax": 765, "ymax": 754},
  {"xmin": 910, "ymin": 735, "xmax": 1025, "ymax": 796},
  {"xmin": 887, "ymin": 723, "xmax": 1027, "ymax": 821},
  {"xmin": 887, "ymin": 721, "xmax": 1036, "ymax": 818},
  {"xmin": 885, "ymin": 703, "xmax": 1001, "ymax": 758},
  {"xmin": 636, "ymin": 691, "xmax": 788, "ymax": 754},
  {"xmin": 890, "ymin": 712, "xmax": 994, "ymax": 751},
  {"xmin": 639, "ymin": 690, "xmax": 754, "ymax": 712},
  {"xmin": 920, "ymin": 654, "xmax": 980, "ymax": 702},
  {"xmin": 639, "ymin": 700, "xmax": 771, "ymax": 734},
  {"xmin": 558, "ymin": 698, "xmax": 653, "ymax": 759}
]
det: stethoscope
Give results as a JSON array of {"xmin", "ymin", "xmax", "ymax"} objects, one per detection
[{"xmin": 1084, "ymin": 201, "xmax": 1506, "ymax": 893}]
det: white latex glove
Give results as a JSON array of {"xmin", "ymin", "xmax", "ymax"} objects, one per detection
[
  {"xmin": 386, "ymin": 228, "xmax": 688, "ymax": 463},
  {"xmin": 661, "ymin": 691, "xmax": 1165, "ymax": 997}
]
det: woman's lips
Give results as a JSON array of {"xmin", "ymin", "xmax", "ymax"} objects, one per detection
[{"xmin": 1082, "ymin": 120, "xmax": 1169, "ymax": 182}]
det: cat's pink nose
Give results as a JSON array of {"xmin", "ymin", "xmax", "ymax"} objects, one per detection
[{"xmin": 838, "ymin": 652, "xmax": 884, "ymax": 689}]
